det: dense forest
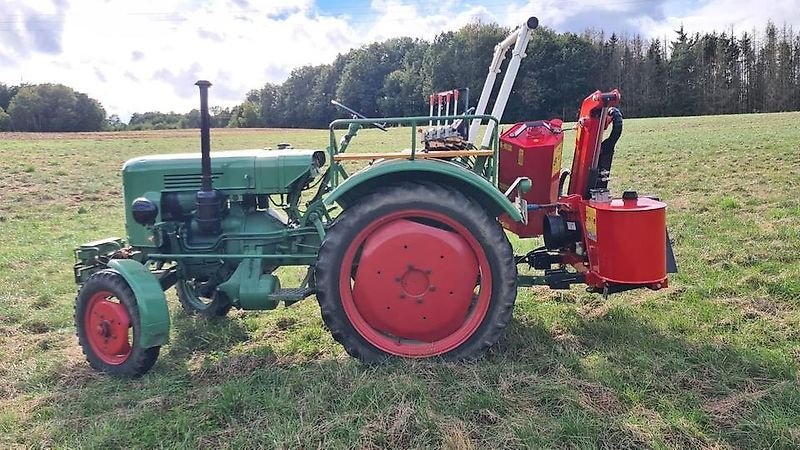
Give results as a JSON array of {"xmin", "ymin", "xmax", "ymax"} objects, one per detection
[
  {"xmin": 230, "ymin": 22, "xmax": 800, "ymax": 128},
  {"xmin": 1, "ymin": 21, "xmax": 798, "ymax": 132}
]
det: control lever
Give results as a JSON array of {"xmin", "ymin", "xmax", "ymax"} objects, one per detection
[{"xmin": 331, "ymin": 100, "xmax": 388, "ymax": 132}]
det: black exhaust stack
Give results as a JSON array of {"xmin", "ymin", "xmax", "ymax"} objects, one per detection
[{"xmin": 194, "ymin": 80, "xmax": 221, "ymax": 234}]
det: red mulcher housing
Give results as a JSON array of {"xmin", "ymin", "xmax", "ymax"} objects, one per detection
[{"xmin": 500, "ymin": 90, "xmax": 675, "ymax": 295}]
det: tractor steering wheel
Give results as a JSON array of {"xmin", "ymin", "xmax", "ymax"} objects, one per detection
[{"xmin": 331, "ymin": 100, "xmax": 388, "ymax": 132}]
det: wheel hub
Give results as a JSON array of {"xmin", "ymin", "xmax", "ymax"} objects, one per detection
[
  {"xmin": 96, "ymin": 321, "xmax": 111, "ymax": 338},
  {"xmin": 352, "ymin": 219, "xmax": 480, "ymax": 343},
  {"xmin": 399, "ymin": 267, "xmax": 430, "ymax": 297},
  {"xmin": 85, "ymin": 291, "xmax": 132, "ymax": 364}
]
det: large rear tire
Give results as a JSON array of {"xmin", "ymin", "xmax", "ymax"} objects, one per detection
[
  {"xmin": 316, "ymin": 182, "xmax": 517, "ymax": 362},
  {"xmin": 75, "ymin": 270, "xmax": 160, "ymax": 376}
]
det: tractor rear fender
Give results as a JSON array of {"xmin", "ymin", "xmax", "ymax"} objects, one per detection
[
  {"xmin": 324, "ymin": 159, "xmax": 523, "ymax": 222},
  {"xmin": 107, "ymin": 259, "xmax": 170, "ymax": 348}
]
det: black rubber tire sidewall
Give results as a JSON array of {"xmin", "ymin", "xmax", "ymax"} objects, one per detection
[
  {"xmin": 75, "ymin": 269, "xmax": 160, "ymax": 377},
  {"xmin": 175, "ymin": 279, "xmax": 231, "ymax": 317},
  {"xmin": 316, "ymin": 182, "xmax": 517, "ymax": 363}
]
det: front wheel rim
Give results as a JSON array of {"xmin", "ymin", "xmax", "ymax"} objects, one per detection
[
  {"xmin": 339, "ymin": 209, "xmax": 493, "ymax": 357},
  {"xmin": 84, "ymin": 290, "xmax": 133, "ymax": 365}
]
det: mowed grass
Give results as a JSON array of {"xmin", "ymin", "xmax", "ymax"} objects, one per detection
[{"xmin": 0, "ymin": 114, "xmax": 798, "ymax": 449}]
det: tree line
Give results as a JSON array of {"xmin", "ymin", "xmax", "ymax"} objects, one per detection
[
  {"xmin": 1, "ymin": 21, "xmax": 798, "ymax": 132},
  {"xmin": 0, "ymin": 82, "xmax": 237, "ymax": 132},
  {"xmin": 230, "ymin": 21, "xmax": 800, "ymax": 128},
  {"xmin": 0, "ymin": 83, "xmax": 106, "ymax": 132},
  {"xmin": 121, "ymin": 107, "xmax": 235, "ymax": 131}
]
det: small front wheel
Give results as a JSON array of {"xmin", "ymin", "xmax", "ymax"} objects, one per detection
[{"xmin": 75, "ymin": 270, "xmax": 160, "ymax": 376}]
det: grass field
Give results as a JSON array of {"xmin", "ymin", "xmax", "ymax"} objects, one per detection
[{"xmin": 0, "ymin": 113, "xmax": 799, "ymax": 449}]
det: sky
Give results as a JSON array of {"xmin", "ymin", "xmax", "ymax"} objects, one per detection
[{"xmin": 0, "ymin": 0, "xmax": 797, "ymax": 120}]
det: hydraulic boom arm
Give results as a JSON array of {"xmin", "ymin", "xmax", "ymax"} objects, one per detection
[{"xmin": 469, "ymin": 16, "xmax": 539, "ymax": 148}]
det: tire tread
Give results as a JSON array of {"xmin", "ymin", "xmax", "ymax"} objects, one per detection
[{"xmin": 74, "ymin": 269, "xmax": 160, "ymax": 377}]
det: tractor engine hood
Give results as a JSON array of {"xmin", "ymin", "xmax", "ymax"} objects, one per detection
[
  {"xmin": 122, "ymin": 149, "xmax": 324, "ymax": 195},
  {"xmin": 120, "ymin": 148, "xmax": 325, "ymax": 248}
]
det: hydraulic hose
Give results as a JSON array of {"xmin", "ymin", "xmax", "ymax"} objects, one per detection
[
  {"xmin": 595, "ymin": 107, "xmax": 623, "ymax": 190},
  {"xmin": 603, "ymin": 107, "xmax": 623, "ymax": 149}
]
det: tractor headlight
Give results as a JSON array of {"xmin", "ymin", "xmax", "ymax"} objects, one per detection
[{"xmin": 131, "ymin": 197, "xmax": 159, "ymax": 225}]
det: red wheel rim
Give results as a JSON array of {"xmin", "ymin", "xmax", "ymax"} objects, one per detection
[
  {"xmin": 339, "ymin": 209, "xmax": 492, "ymax": 357},
  {"xmin": 84, "ymin": 290, "xmax": 132, "ymax": 365}
]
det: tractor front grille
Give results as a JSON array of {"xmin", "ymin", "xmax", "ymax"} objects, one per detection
[{"xmin": 163, "ymin": 172, "xmax": 223, "ymax": 190}]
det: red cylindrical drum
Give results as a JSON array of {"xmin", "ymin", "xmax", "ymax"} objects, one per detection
[{"xmin": 584, "ymin": 197, "xmax": 667, "ymax": 285}]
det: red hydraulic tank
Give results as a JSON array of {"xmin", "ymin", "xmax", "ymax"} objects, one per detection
[
  {"xmin": 583, "ymin": 196, "xmax": 668, "ymax": 286},
  {"xmin": 499, "ymin": 120, "xmax": 564, "ymax": 237}
]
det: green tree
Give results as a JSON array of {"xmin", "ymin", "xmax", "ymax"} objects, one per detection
[
  {"xmin": 0, "ymin": 107, "xmax": 10, "ymax": 131},
  {"xmin": 776, "ymin": 26, "xmax": 795, "ymax": 111},
  {"xmin": 596, "ymin": 33, "xmax": 623, "ymax": 92},
  {"xmin": 668, "ymin": 27, "xmax": 699, "ymax": 116},
  {"xmin": 336, "ymin": 38, "xmax": 418, "ymax": 117},
  {"xmin": 740, "ymin": 32, "xmax": 758, "ymax": 112},
  {"xmin": 74, "ymin": 93, "xmax": 106, "ymax": 131},
  {"xmin": 182, "ymin": 109, "xmax": 200, "ymax": 128},
  {"xmin": 421, "ymin": 24, "xmax": 509, "ymax": 116},
  {"xmin": 619, "ymin": 34, "xmax": 646, "ymax": 117},
  {"xmin": 0, "ymin": 83, "xmax": 19, "ymax": 111},
  {"xmin": 128, "ymin": 111, "xmax": 184, "ymax": 130},
  {"xmin": 238, "ymin": 101, "xmax": 262, "ymax": 128},
  {"xmin": 759, "ymin": 22, "xmax": 780, "ymax": 111},
  {"xmin": 7, "ymin": 84, "xmax": 106, "ymax": 132},
  {"xmin": 280, "ymin": 65, "xmax": 328, "ymax": 127},
  {"xmin": 210, "ymin": 106, "xmax": 233, "ymax": 128},
  {"xmin": 105, "ymin": 114, "xmax": 126, "ymax": 131},
  {"xmin": 257, "ymin": 84, "xmax": 280, "ymax": 127},
  {"xmin": 521, "ymin": 29, "xmax": 600, "ymax": 119},
  {"xmin": 794, "ymin": 33, "xmax": 800, "ymax": 110},
  {"xmin": 379, "ymin": 40, "xmax": 428, "ymax": 117},
  {"xmin": 717, "ymin": 33, "xmax": 741, "ymax": 114},
  {"xmin": 641, "ymin": 39, "xmax": 668, "ymax": 116},
  {"xmin": 307, "ymin": 63, "xmax": 341, "ymax": 128}
]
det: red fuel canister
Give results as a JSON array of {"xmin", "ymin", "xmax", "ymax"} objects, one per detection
[
  {"xmin": 583, "ymin": 197, "xmax": 667, "ymax": 285},
  {"xmin": 499, "ymin": 120, "xmax": 564, "ymax": 237}
]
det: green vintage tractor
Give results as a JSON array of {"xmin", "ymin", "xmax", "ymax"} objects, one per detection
[
  {"xmin": 73, "ymin": 18, "xmax": 675, "ymax": 376},
  {"xmin": 73, "ymin": 80, "xmax": 523, "ymax": 375}
]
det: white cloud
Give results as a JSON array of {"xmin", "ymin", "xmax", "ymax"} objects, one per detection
[
  {"xmin": 0, "ymin": 0, "xmax": 69, "ymax": 60},
  {"xmin": 365, "ymin": 0, "xmax": 496, "ymax": 41},
  {"xmin": 0, "ymin": 0, "xmax": 794, "ymax": 120},
  {"xmin": 3, "ymin": 0, "xmax": 360, "ymax": 119},
  {"xmin": 636, "ymin": 0, "xmax": 800, "ymax": 39}
]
